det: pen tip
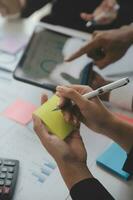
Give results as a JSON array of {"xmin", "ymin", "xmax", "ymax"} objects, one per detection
[{"xmin": 52, "ymin": 107, "xmax": 60, "ymax": 112}]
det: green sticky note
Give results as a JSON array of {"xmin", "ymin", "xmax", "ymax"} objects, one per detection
[{"xmin": 34, "ymin": 95, "xmax": 74, "ymax": 140}]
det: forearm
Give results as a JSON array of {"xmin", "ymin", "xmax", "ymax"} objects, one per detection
[
  {"xmin": 57, "ymin": 161, "xmax": 93, "ymax": 190},
  {"xmin": 57, "ymin": 161, "xmax": 114, "ymax": 200},
  {"xmin": 103, "ymin": 114, "xmax": 133, "ymax": 153}
]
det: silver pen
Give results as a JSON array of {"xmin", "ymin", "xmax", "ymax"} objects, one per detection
[{"xmin": 53, "ymin": 77, "xmax": 130, "ymax": 111}]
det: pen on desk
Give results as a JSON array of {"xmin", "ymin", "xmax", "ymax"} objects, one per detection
[
  {"xmin": 86, "ymin": 4, "xmax": 120, "ymax": 28},
  {"xmin": 53, "ymin": 77, "xmax": 130, "ymax": 111}
]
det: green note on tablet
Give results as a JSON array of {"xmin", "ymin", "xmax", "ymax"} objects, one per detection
[{"xmin": 34, "ymin": 95, "xmax": 75, "ymax": 140}]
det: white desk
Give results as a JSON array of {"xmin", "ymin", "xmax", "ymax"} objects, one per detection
[{"xmin": 0, "ymin": 17, "xmax": 133, "ymax": 200}]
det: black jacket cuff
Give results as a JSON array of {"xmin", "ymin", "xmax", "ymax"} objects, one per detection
[
  {"xmin": 123, "ymin": 146, "xmax": 133, "ymax": 175},
  {"xmin": 70, "ymin": 178, "xmax": 115, "ymax": 200}
]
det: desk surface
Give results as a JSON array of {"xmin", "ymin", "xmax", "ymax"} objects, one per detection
[{"xmin": 0, "ymin": 17, "xmax": 133, "ymax": 200}]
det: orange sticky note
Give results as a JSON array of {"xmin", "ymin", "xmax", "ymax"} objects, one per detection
[{"xmin": 3, "ymin": 99, "xmax": 37, "ymax": 125}]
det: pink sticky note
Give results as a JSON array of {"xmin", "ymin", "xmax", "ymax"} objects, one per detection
[
  {"xmin": 3, "ymin": 99, "xmax": 37, "ymax": 125},
  {"xmin": 0, "ymin": 36, "xmax": 28, "ymax": 54},
  {"xmin": 115, "ymin": 113, "xmax": 133, "ymax": 124}
]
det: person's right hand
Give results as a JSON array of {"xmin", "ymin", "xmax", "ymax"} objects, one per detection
[
  {"xmin": 0, "ymin": 0, "xmax": 25, "ymax": 16},
  {"xmin": 56, "ymin": 85, "xmax": 115, "ymax": 135},
  {"xmin": 66, "ymin": 26, "xmax": 133, "ymax": 68}
]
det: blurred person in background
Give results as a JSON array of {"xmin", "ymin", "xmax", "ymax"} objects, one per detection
[
  {"xmin": 0, "ymin": 0, "xmax": 133, "ymax": 32},
  {"xmin": 66, "ymin": 25, "xmax": 133, "ymax": 111}
]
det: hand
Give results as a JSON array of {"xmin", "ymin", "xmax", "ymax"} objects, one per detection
[
  {"xmin": 33, "ymin": 94, "xmax": 92, "ymax": 190},
  {"xmin": 56, "ymin": 85, "xmax": 115, "ymax": 135},
  {"xmin": 81, "ymin": 0, "xmax": 118, "ymax": 25},
  {"xmin": 0, "ymin": 0, "xmax": 25, "ymax": 16},
  {"xmin": 57, "ymin": 85, "xmax": 133, "ymax": 153},
  {"xmin": 66, "ymin": 26, "xmax": 133, "ymax": 68}
]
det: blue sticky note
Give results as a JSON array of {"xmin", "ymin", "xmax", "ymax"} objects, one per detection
[{"xmin": 96, "ymin": 143, "xmax": 131, "ymax": 180}]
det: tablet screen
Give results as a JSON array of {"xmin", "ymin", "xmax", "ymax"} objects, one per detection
[{"xmin": 14, "ymin": 25, "xmax": 90, "ymax": 90}]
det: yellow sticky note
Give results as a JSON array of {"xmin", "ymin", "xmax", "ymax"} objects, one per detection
[{"xmin": 34, "ymin": 95, "xmax": 74, "ymax": 140}]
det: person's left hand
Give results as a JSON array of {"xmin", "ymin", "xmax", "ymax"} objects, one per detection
[{"xmin": 33, "ymin": 94, "xmax": 92, "ymax": 189}]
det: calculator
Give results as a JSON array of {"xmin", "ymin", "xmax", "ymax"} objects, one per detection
[{"xmin": 0, "ymin": 158, "xmax": 19, "ymax": 200}]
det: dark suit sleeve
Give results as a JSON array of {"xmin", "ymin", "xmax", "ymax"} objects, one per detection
[
  {"xmin": 123, "ymin": 146, "xmax": 133, "ymax": 175},
  {"xmin": 70, "ymin": 178, "xmax": 115, "ymax": 200},
  {"xmin": 70, "ymin": 146, "xmax": 133, "ymax": 200},
  {"xmin": 21, "ymin": 0, "xmax": 51, "ymax": 17}
]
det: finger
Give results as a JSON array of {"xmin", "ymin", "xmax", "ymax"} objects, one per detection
[
  {"xmin": 80, "ymin": 12, "xmax": 93, "ymax": 21},
  {"xmin": 57, "ymin": 85, "xmax": 92, "ymax": 100},
  {"xmin": 66, "ymin": 85, "xmax": 91, "ymax": 94},
  {"xmin": 92, "ymin": 31, "xmax": 101, "ymax": 38},
  {"xmin": 41, "ymin": 94, "xmax": 48, "ymax": 105},
  {"xmin": 56, "ymin": 86, "xmax": 92, "ymax": 111},
  {"xmin": 95, "ymin": 55, "xmax": 112, "ymax": 68},
  {"xmin": 63, "ymin": 111, "xmax": 72, "ymax": 123},
  {"xmin": 32, "ymin": 115, "xmax": 50, "ymax": 142},
  {"xmin": 72, "ymin": 115, "xmax": 80, "ymax": 127},
  {"xmin": 65, "ymin": 39, "xmax": 101, "ymax": 62}
]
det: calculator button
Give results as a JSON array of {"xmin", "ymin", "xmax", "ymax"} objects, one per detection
[
  {"xmin": 5, "ymin": 180, "xmax": 12, "ymax": 187},
  {"xmin": 0, "ymin": 173, "xmax": 6, "ymax": 179},
  {"xmin": 7, "ymin": 173, "xmax": 13, "ymax": 180},
  {"xmin": 1, "ymin": 167, "xmax": 8, "ymax": 173},
  {"xmin": 0, "ymin": 180, "xmax": 4, "ymax": 186},
  {"xmin": 0, "ymin": 160, "xmax": 2, "ymax": 165},
  {"xmin": 8, "ymin": 167, "xmax": 14, "ymax": 173},
  {"xmin": 3, "ymin": 187, "xmax": 10, "ymax": 194},
  {"xmin": 4, "ymin": 161, "xmax": 16, "ymax": 167}
]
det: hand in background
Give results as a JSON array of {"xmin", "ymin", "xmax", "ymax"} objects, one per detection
[
  {"xmin": 66, "ymin": 26, "xmax": 133, "ymax": 68},
  {"xmin": 0, "ymin": 0, "xmax": 25, "ymax": 16},
  {"xmin": 56, "ymin": 85, "xmax": 114, "ymax": 134},
  {"xmin": 81, "ymin": 0, "xmax": 118, "ymax": 25},
  {"xmin": 33, "ymin": 94, "xmax": 92, "ymax": 190}
]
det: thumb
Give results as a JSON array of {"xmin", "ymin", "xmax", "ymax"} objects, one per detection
[{"xmin": 33, "ymin": 115, "xmax": 50, "ymax": 144}]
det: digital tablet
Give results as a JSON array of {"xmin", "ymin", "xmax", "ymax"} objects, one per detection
[{"xmin": 14, "ymin": 24, "xmax": 92, "ymax": 91}]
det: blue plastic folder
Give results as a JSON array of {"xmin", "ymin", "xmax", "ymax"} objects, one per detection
[{"xmin": 96, "ymin": 143, "xmax": 131, "ymax": 180}]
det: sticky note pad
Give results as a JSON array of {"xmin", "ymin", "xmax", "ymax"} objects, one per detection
[
  {"xmin": 3, "ymin": 99, "xmax": 37, "ymax": 125},
  {"xmin": 34, "ymin": 95, "xmax": 74, "ymax": 140},
  {"xmin": 96, "ymin": 143, "xmax": 131, "ymax": 180}
]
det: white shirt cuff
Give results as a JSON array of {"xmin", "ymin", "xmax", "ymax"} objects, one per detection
[{"xmin": 109, "ymin": 82, "xmax": 133, "ymax": 111}]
